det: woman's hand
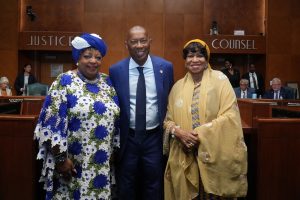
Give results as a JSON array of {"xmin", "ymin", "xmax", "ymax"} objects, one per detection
[
  {"xmin": 56, "ymin": 158, "xmax": 77, "ymax": 181},
  {"xmin": 173, "ymin": 127, "xmax": 200, "ymax": 151}
]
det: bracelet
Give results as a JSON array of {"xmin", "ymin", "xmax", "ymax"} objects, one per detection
[
  {"xmin": 54, "ymin": 152, "xmax": 67, "ymax": 165},
  {"xmin": 171, "ymin": 125, "xmax": 180, "ymax": 138}
]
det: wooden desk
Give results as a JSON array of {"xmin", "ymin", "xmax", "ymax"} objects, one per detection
[
  {"xmin": 238, "ymin": 99, "xmax": 271, "ymax": 128},
  {"xmin": 255, "ymin": 118, "xmax": 300, "ymax": 200},
  {"xmin": 0, "ymin": 96, "xmax": 45, "ymax": 115},
  {"xmin": 239, "ymin": 99, "xmax": 300, "ymax": 199},
  {"xmin": 0, "ymin": 115, "xmax": 40, "ymax": 200}
]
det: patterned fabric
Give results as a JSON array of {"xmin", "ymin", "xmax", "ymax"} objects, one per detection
[
  {"xmin": 191, "ymin": 83, "xmax": 201, "ymax": 129},
  {"xmin": 34, "ymin": 70, "xmax": 120, "ymax": 200}
]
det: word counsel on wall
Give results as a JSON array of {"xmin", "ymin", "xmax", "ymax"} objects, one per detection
[
  {"xmin": 212, "ymin": 39, "xmax": 255, "ymax": 50},
  {"xmin": 202, "ymin": 35, "xmax": 265, "ymax": 54},
  {"xmin": 19, "ymin": 32, "xmax": 80, "ymax": 51}
]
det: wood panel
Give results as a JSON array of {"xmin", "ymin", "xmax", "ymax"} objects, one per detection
[
  {"xmin": 0, "ymin": 0, "xmax": 19, "ymax": 94},
  {"xmin": 0, "ymin": 115, "xmax": 39, "ymax": 200},
  {"xmin": 20, "ymin": 0, "xmax": 83, "ymax": 31},
  {"xmin": 266, "ymin": 0, "xmax": 300, "ymax": 88},
  {"xmin": 1, "ymin": 0, "xmax": 297, "ymax": 85},
  {"xmin": 256, "ymin": 118, "xmax": 300, "ymax": 200},
  {"xmin": 16, "ymin": 0, "xmax": 268, "ymax": 82}
]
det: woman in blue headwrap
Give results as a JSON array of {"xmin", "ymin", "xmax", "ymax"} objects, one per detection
[{"xmin": 34, "ymin": 33, "xmax": 120, "ymax": 199}]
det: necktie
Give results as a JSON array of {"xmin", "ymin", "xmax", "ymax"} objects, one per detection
[
  {"xmin": 251, "ymin": 73, "xmax": 258, "ymax": 90},
  {"xmin": 135, "ymin": 67, "xmax": 146, "ymax": 141},
  {"xmin": 275, "ymin": 91, "xmax": 279, "ymax": 99},
  {"xmin": 243, "ymin": 91, "xmax": 246, "ymax": 98}
]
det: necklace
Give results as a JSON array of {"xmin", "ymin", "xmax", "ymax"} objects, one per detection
[
  {"xmin": 194, "ymin": 81, "xmax": 201, "ymax": 88},
  {"xmin": 77, "ymin": 70, "xmax": 100, "ymax": 84}
]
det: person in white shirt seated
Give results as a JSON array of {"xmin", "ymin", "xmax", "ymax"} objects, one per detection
[
  {"xmin": 263, "ymin": 77, "xmax": 294, "ymax": 99},
  {"xmin": 0, "ymin": 76, "xmax": 12, "ymax": 96},
  {"xmin": 234, "ymin": 79, "xmax": 255, "ymax": 99}
]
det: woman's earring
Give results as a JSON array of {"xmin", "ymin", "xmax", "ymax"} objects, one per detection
[
  {"xmin": 76, "ymin": 62, "xmax": 79, "ymax": 66},
  {"xmin": 205, "ymin": 63, "xmax": 208, "ymax": 69}
]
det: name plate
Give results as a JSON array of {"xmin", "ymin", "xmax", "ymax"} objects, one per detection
[
  {"xmin": 19, "ymin": 31, "xmax": 81, "ymax": 51},
  {"xmin": 201, "ymin": 35, "xmax": 266, "ymax": 54}
]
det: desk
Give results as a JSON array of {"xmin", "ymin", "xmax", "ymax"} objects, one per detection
[
  {"xmin": 0, "ymin": 115, "xmax": 40, "ymax": 200},
  {"xmin": 0, "ymin": 96, "xmax": 45, "ymax": 115}
]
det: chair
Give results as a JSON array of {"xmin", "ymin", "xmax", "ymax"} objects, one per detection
[
  {"xmin": 26, "ymin": 83, "xmax": 49, "ymax": 96},
  {"xmin": 287, "ymin": 82, "xmax": 299, "ymax": 99},
  {"xmin": 283, "ymin": 86, "xmax": 296, "ymax": 99}
]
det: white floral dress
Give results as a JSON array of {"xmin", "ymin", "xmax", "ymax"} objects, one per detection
[{"xmin": 34, "ymin": 70, "xmax": 120, "ymax": 200}]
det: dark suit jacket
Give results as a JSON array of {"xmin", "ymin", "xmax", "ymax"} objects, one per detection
[
  {"xmin": 263, "ymin": 87, "xmax": 294, "ymax": 99},
  {"xmin": 234, "ymin": 87, "xmax": 255, "ymax": 98},
  {"xmin": 221, "ymin": 68, "xmax": 240, "ymax": 88},
  {"xmin": 14, "ymin": 73, "xmax": 37, "ymax": 95},
  {"xmin": 241, "ymin": 72, "xmax": 264, "ymax": 95},
  {"xmin": 109, "ymin": 55, "xmax": 174, "ymax": 160}
]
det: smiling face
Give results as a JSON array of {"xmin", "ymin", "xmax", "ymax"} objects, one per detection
[
  {"xmin": 185, "ymin": 52, "xmax": 207, "ymax": 76},
  {"xmin": 125, "ymin": 26, "xmax": 152, "ymax": 66},
  {"xmin": 77, "ymin": 47, "xmax": 102, "ymax": 80}
]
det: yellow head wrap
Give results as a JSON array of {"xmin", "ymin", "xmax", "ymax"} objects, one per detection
[{"xmin": 183, "ymin": 39, "xmax": 210, "ymax": 61}]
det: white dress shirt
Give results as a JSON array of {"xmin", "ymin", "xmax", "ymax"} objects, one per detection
[
  {"xmin": 129, "ymin": 55, "xmax": 159, "ymax": 130},
  {"xmin": 249, "ymin": 72, "xmax": 259, "ymax": 89}
]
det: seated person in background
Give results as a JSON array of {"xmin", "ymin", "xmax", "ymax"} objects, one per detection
[
  {"xmin": 221, "ymin": 59, "xmax": 240, "ymax": 88},
  {"xmin": 263, "ymin": 77, "xmax": 294, "ymax": 99},
  {"xmin": 0, "ymin": 76, "xmax": 12, "ymax": 96},
  {"xmin": 14, "ymin": 63, "xmax": 37, "ymax": 95},
  {"xmin": 241, "ymin": 63, "xmax": 264, "ymax": 96},
  {"xmin": 234, "ymin": 79, "xmax": 255, "ymax": 98}
]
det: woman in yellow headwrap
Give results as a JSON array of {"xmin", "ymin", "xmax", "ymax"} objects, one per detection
[{"xmin": 163, "ymin": 39, "xmax": 248, "ymax": 199}]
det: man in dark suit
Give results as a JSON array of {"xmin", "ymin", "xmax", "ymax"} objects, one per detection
[
  {"xmin": 234, "ymin": 79, "xmax": 255, "ymax": 98},
  {"xmin": 241, "ymin": 63, "xmax": 264, "ymax": 97},
  {"xmin": 263, "ymin": 77, "xmax": 294, "ymax": 99},
  {"xmin": 109, "ymin": 25, "xmax": 174, "ymax": 200}
]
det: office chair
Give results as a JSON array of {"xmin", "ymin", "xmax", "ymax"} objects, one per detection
[{"xmin": 27, "ymin": 83, "xmax": 49, "ymax": 96}]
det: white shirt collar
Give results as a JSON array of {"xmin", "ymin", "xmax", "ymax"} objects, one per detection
[{"xmin": 129, "ymin": 55, "xmax": 151, "ymax": 69}]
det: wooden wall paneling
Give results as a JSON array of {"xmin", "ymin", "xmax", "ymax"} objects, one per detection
[
  {"xmin": 267, "ymin": 18, "xmax": 292, "ymax": 54},
  {"xmin": 145, "ymin": 14, "xmax": 164, "ymax": 57},
  {"xmin": 0, "ymin": 51, "xmax": 18, "ymax": 94},
  {"xmin": 266, "ymin": 0, "xmax": 300, "ymax": 89},
  {"xmin": 124, "ymin": 0, "xmax": 144, "ymax": 13},
  {"xmin": 291, "ymin": 0, "xmax": 300, "ymax": 17},
  {"xmin": 21, "ymin": 0, "xmax": 83, "ymax": 31},
  {"xmin": 203, "ymin": 0, "xmax": 265, "ymax": 35},
  {"xmin": 165, "ymin": 14, "xmax": 185, "ymax": 80},
  {"xmin": 0, "ymin": 115, "xmax": 38, "ymax": 200},
  {"xmin": 291, "ymin": 19, "xmax": 300, "ymax": 54},
  {"xmin": 266, "ymin": 55, "xmax": 292, "ymax": 85},
  {"xmin": 165, "ymin": 0, "xmax": 187, "ymax": 14},
  {"xmin": 183, "ymin": 14, "xmax": 203, "ymax": 41},
  {"xmin": 268, "ymin": 0, "xmax": 290, "ymax": 17},
  {"xmin": 99, "ymin": 13, "xmax": 126, "ymax": 73},
  {"xmin": 256, "ymin": 119, "xmax": 300, "ymax": 200},
  {"xmin": 144, "ymin": 0, "xmax": 164, "ymax": 13},
  {"xmin": 84, "ymin": 0, "xmax": 124, "ymax": 13},
  {"xmin": 0, "ymin": 0, "xmax": 19, "ymax": 93}
]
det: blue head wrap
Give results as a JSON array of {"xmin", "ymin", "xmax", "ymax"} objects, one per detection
[{"xmin": 71, "ymin": 33, "xmax": 107, "ymax": 62}]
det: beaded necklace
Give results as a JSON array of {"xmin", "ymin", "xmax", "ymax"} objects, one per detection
[{"xmin": 77, "ymin": 70, "xmax": 100, "ymax": 84}]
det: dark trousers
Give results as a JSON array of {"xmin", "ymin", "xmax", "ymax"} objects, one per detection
[{"xmin": 117, "ymin": 127, "xmax": 163, "ymax": 200}]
